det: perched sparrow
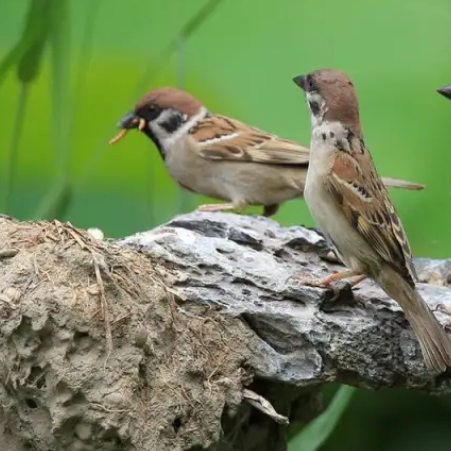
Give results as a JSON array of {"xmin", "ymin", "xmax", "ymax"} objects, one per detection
[
  {"xmin": 109, "ymin": 87, "xmax": 424, "ymax": 217},
  {"xmin": 293, "ymin": 68, "xmax": 451, "ymax": 372},
  {"xmin": 437, "ymin": 84, "xmax": 451, "ymax": 101}
]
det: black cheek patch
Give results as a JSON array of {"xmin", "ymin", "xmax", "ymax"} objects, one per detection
[
  {"xmin": 161, "ymin": 114, "xmax": 183, "ymax": 134},
  {"xmin": 309, "ymin": 100, "xmax": 320, "ymax": 115}
]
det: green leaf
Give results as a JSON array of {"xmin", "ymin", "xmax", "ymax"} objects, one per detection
[
  {"xmin": 0, "ymin": 0, "xmax": 50, "ymax": 85},
  {"xmin": 288, "ymin": 385, "xmax": 356, "ymax": 451},
  {"xmin": 17, "ymin": 0, "xmax": 52, "ymax": 83},
  {"xmin": 3, "ymin": 0, "xmax": 53, "ymax": 212},
  {"xmin": 2, "ymin": 85, "xmax": 29, "ymax": 212}
]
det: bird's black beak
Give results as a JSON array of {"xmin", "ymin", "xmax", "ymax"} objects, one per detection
[
  {"xmin": 293, "ymin": 74, "xmax": 307, "ymax": 91},
  {"xmin": 437, "ymin": 85, "xmax": 451, "ymax": 101},
  {"xmin": 109, "ymin": 112, "xmax": 146, "ymax": 145},
  {"xmin": 117, "ymin": 112, "xmax": 144, "ymax": 130}
]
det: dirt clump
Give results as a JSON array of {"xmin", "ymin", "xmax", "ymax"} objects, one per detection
[{"xmin": 0, "ymin": 218, "xmax": 253, "ymax": 451}]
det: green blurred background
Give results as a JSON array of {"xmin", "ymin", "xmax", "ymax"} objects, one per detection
[{"xmin": 1, "ymin": 1, "xmax": 451, "ymax": 450}]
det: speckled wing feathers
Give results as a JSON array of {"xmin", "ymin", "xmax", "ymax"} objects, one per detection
[
  {"xmin": 189, "ymin": 115, "xmax": 311, "ymax": 165},
  {"xmin": 327, "ymin": 149, "xmax": 417, "ymax": 284}
]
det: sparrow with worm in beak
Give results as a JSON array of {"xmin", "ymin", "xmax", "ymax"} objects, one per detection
[
  {"xmin": 109, "ymin": 87, "xmax": 424, "ymax": 217},
  {"xmin": 293, "ymin": 68, "xmax": 451, "ymax": 372}
]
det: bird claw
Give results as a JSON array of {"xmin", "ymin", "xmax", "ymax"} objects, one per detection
[
  {"xmin": 297, "ymin": 275, "xmax": 332, "ymax": 289},
  {"xmin": 296, "ymin": 274, "xmax": 356, "ymax": 304},
  {"xmin": 196, "ymin": 204, "xmax": 224, "ymax": 212}
]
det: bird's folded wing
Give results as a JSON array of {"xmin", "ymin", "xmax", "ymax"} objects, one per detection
[
  {"xmin": 190, "ymin": 115, "xmax": 310, "ymax": 165},
  {"xmin": 327, "ymin": 150, "xmax": 417, "ymax": 282}
]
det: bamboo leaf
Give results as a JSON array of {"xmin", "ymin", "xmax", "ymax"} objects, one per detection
[
  {"xmin": 2, "ymin": 85, "xmax": 28, "ymax": 212},
  {"xmin": 3, "ymin": 0, "xmax": 52, "ymax": 211},
  {"xmin": 17, "ymin": 0, "xmax": 52, "ymax": 83},
  {"xmin": 0, "ymin": 0, "xmax": 50, "ymax": 85},
  {"xmin": 288, "ymin": 385, "xmax": 356, "ymax": 451}
]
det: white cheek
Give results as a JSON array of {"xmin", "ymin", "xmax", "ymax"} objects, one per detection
[
  {"xmin": 148, "ymin": 122, "xmax": 164, "ymax": 138},
  {"xmin": 305, "ymin": 92, "xmax": 326, "ymax": 128},
  {"xmin": 148, "ymin": 110, "xmax": 173, "ymax": 140},
  {"xmin": 149, "ymin": 107, "xmax": 208, "ymax": 149}
]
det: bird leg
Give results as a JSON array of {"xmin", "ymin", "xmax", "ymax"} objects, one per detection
[
  {"xmin": 299, "ymin": 270, "xmax": 366, "ymax": 288},
  {"xmin": 345, "ymin": 274, "xmax": 367, "ymax": 287},
  {"xmin": 197, "ymin": 201, "xmax": 247, "ymax": 213}
]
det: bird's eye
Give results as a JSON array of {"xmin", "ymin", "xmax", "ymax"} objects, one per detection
[{"xmin": 141, "ymin": 103, "xmax": 161, "ymax": 120}]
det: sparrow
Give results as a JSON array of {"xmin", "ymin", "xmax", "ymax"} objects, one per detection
[
  {"xmin": 109, "ymin": 87, "xmax": 424, "ymax": 217},
  {"xmin": 437, "ymin": 84, "xmax": 451, "ymax": 101},
  {"xmin": 293, "ymin": 68, "xmax": 451, "ymax": 372}
]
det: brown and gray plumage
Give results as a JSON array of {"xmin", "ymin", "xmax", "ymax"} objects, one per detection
[
  {"xmin": 109, "ymin": 87, "xmax": 424, "ymax": 217},
  {"xmin": 293, "ymin": 68, "xmax": 451, "ymax": 372}
]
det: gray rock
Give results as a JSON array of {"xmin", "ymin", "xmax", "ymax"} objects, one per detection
[
  {"xmin": 119, "ymin": 212, "xmax": 451, "ymax": 392},
  {"xmin": 1, "ymin": 212, "xmax": 451, "ymax": 451}
]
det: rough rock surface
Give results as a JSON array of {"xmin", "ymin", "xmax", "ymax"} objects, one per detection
[{"xmin": 1, "ymin": 212, "xmax": 451, "ymax": 451}]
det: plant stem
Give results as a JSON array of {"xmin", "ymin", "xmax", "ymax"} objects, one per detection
[
  {"xmin": 133, "ymin": 0, "xmax": 226, "ymax": 97},
  {"xmin": 3, "ymin": 84, "xmax": 28, "ymax": 213}
]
